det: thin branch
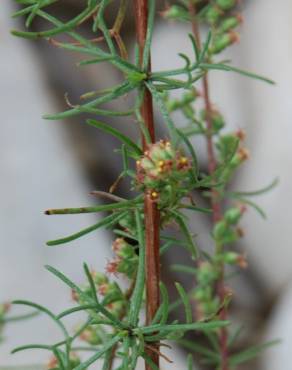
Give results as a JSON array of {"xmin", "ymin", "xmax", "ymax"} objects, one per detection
[{"xmin": 188, "ymin": 3, "xmax": 229, "ymax": 370}]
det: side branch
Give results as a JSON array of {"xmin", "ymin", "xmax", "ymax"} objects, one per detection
[{"xmin": 189, "ymin": 3, "xmax": 228, "ymax": 370}]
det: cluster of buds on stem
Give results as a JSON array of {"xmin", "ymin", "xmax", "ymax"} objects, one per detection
[
  {"xmin": 161, "ymin": 0, "xmax": 241, "ymax": 55},
  {"xmin": 165, "ymin": 89, "xmax": 199, "ymax": 117},
  {"xmin": 193, "ymin": 262, "xmax": 220, "ymax": 319},
  {"xmin": 213, "ymin": 204, "xmax": 247, "ymax": 245},
  {"xmin": 136, "ymin": 140, "xmax": 192, "ymax": 207},
  {"xmin": 202, "ymin": 0, "xmax": 242, "ymax": 55},
  {"xmin": 72, "ymin": 270, "xmax": 125, "ymax": 318},
  {"xmin": 216, "ymin": 129, "xmax": 249, "ymax": 185}
]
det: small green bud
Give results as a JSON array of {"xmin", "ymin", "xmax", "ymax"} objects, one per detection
[
  {"xmin": 69, "ymin": 353, "xmax": 81, "ymax": 369},
  {"xmin": 210, "ymin": 31, "xmax": 239, "ymax": 54},
  {"xmin": 218, "ymin": 15, "xmax": 242, "ymax": 33},
  {"xmin": 112, "ymin": 238, "xmax": 135, "ymax": 259},
  {"xmin": 162, "ymin": 5, "xmax": 191, "ymax": 22},
  {"xmin": 212, "ymin": 111, "xmax": 225, "ymax": 131},
  {"xmin": 201, "ymin": 109, "xmax": 225, "ymax": 131},
  {"xmin": 201, "ymin": 300, "xmax": 219, "ymax": 316},
  {"xmin": 79, "ymin": 325, "xmax": 102, "ymax": 345},
  {"xmin": 213, "ymin": 220, "xmax": 228, "ymax": 240},
  {"xmin": 116, "ymin": 257, "xmax": 138, "ymax": 278},
  {"xmin": 205, "ymin": 5, "xmax": 223, "ymax": 25},
  {"xmin": 230, "ymin": 147, "xmax": 249, "ymax": 168},
  {"xmin": 193, "ymin": 286, "xmax": 212, "ymax": 302},
  {"xmin": 224, "ymin": 207, "xmax": 242, "ymax": 225},
  {"xmin": 197, "ymin": 262, "xmax": 218, "ymax": 284},
  {"xmin": 92, "ymin": 271, "xmax": 108, "ymax": 286},
  {"xmin": 216, "ymin": 134, "xmax": 239, "ymax": 161},
  {"xmin": 182, "ymin": 90, "xmax": 198, "ymax": 105},
  {"xmin": 48, "ymin": 353, "xmax": 81, "ymax": 370},
  {"xmin": 166, "ymin": 90, "xmax": 197, "ymax": 112},
  {"xmin": 216, "ymin": 0, "xmax": 237, "ymax": 11},
  {"xmin": 223, "ymin": 252, "xmax": 248, "ymax": 268}
]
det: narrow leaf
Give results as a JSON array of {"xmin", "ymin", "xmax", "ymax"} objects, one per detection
[
  {"xmin": 87, "ymin": 119, "xmax": 142, "ymax": 156},
  {"xmin": 175, "ymin": 282, "xmax": 192, "ymax": 323}
]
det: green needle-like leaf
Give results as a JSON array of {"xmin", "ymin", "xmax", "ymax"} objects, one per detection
[
  {"xmin": 45, "ymin": 265, "xmax": 127, "ymax": 329},
  {"xmin": 170, "ymin": 210, "xmax": 198, "ymax": 259},
  {"xmin": 200, "ymin": 63, "xmax": 275, "ymax": 85},
  {"xmin": 158, "ymin": 282, "xmax": 169, "ymax": 325},
  {"xmin": 87, "ymin": 119, "xmax": 142, "ymax": 156},
  {"xmin": 11, "ymin": 2, "xmax": 99, "ymax": 39},
  {"xmin": 187, "ymin": 354, "xmax": 194, "ymax": 370},
  {"xmin": 12, "ymin": 300, "xmax": 68, "ymax": 339},
  {"xmin": 142, "ymin": 0, "xmax": 155, "ymax": 70},
  {"xmin": 43, "ymin": 82, "xmax": 134, "ymax": 120},
  {"xmin": 136, "ymin": 320, "xmax": 229, "ymax": 335},
  {"xmin": 11, "ymin": 344, "xmax": 53, "ymax": 354},
  {"xmin": 46, "ymin": 212, "xmax": 125, "ymax": 246},
  {"xmin": 175, "ymin": 282, "xmax": 192, "ymax": 324},
  {"xmin": 45, "ymin": 198, "xmax": 140, "ymax": 215},
  {"xmin": 128, "ymin": 210, "xmax": 145, "ymax": 326}
]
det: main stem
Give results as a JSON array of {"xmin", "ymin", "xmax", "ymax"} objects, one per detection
[
  {"xmin": 189, "ymin": 3, "xmax": 229, "ymax": 370},
  {"xmin": 134, "ymin": 1, "xmax": 160, "ymax": 369}
]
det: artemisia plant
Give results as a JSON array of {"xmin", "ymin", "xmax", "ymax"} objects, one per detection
[{"xmin": 10, "ymin": 0, "xmax": 277, "ymax": 369}]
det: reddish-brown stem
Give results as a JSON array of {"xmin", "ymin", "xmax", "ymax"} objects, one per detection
[
  {"xmin": 133, "ymin": 1, "xmax": 160, "ymax": 369},
  {"xmin": 189, "ymin": 3, "xmax": 228, "ymax": 370}
]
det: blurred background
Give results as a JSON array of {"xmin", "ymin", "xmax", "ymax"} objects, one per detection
[{"xmin": 1, "ymin": 0, "xmax": 292, "ymax": 369}]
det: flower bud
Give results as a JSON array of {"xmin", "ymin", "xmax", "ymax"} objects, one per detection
[
  {"xmin": 223, "ymin": 252, "xmax": 247, "ymax": 268},
  {"xmin": 202, "ymin": 109, "xmax": 225, "ymax": 131},
  {"xmin": 116, "ymin": 257, "xmax": 138, "ymax": 278},
  {"xmin": 230, "ymin": 147, "xmax": 249, "ymax": 167},
  {"xmin": 193, "ymin": 286, "xmax": 212, "ymax": 302},
  {"xmin": 79, "ymin": 325, "xmax": 102, "ymax": 345},
  {"xmin": 47, "ymin": 356, "xmax": 58, "ymax": 369},
  {"xmin": 216, "ymin": 0, "xmax": 237, "ymax": 11},
  {"xmin": 68, "ymin": 353, "xmax": 81, "ymax": 368},
  {"xmin": 218, "ymin": 15, "xmax": 242, "ymax": 33},
  {"xmin": 162, "ymin": 5, "xmax": 190, "ymax": 22},
  {"xmin": 213, "ymin": 220, "xmax": 228, "ymax": 240},
  {"xmin": 106, "ymin": 259, "xmax": 120, "ymax": 275},
  {"xmin": 197, "ymin": 262, "xmax": 218, "ymax": 284},
  {"xmin": 205, "ymin": 5, "xmax": 223, "ymax": 25},
  {"xmin": 92, "ymin": 271, "xmax": 108, "ymax": 286},
  {"xmin": 210, "ymin": 31, "xmax": 239, "ymax": 54},
  {"xmin": 235, "ymin": 128, "xmax": 246, "ymax": 141},
  {"xmin": 166, "ymin": 90, "xmax": 198, "ymax": 112},
  {"xmin": 47, "ymin": 353, "xmax": 81, "ymax": 370},
  {"xmin": 136, "ymin": 141, "xmax": 192, "ymax": 206},
  {"xmin": 112, "ymin": 238, "xmax": 135, "ymax": 259},
  {"xmin": 224, "ymin": 206, "xmax": 245, "ymax": 225}
]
